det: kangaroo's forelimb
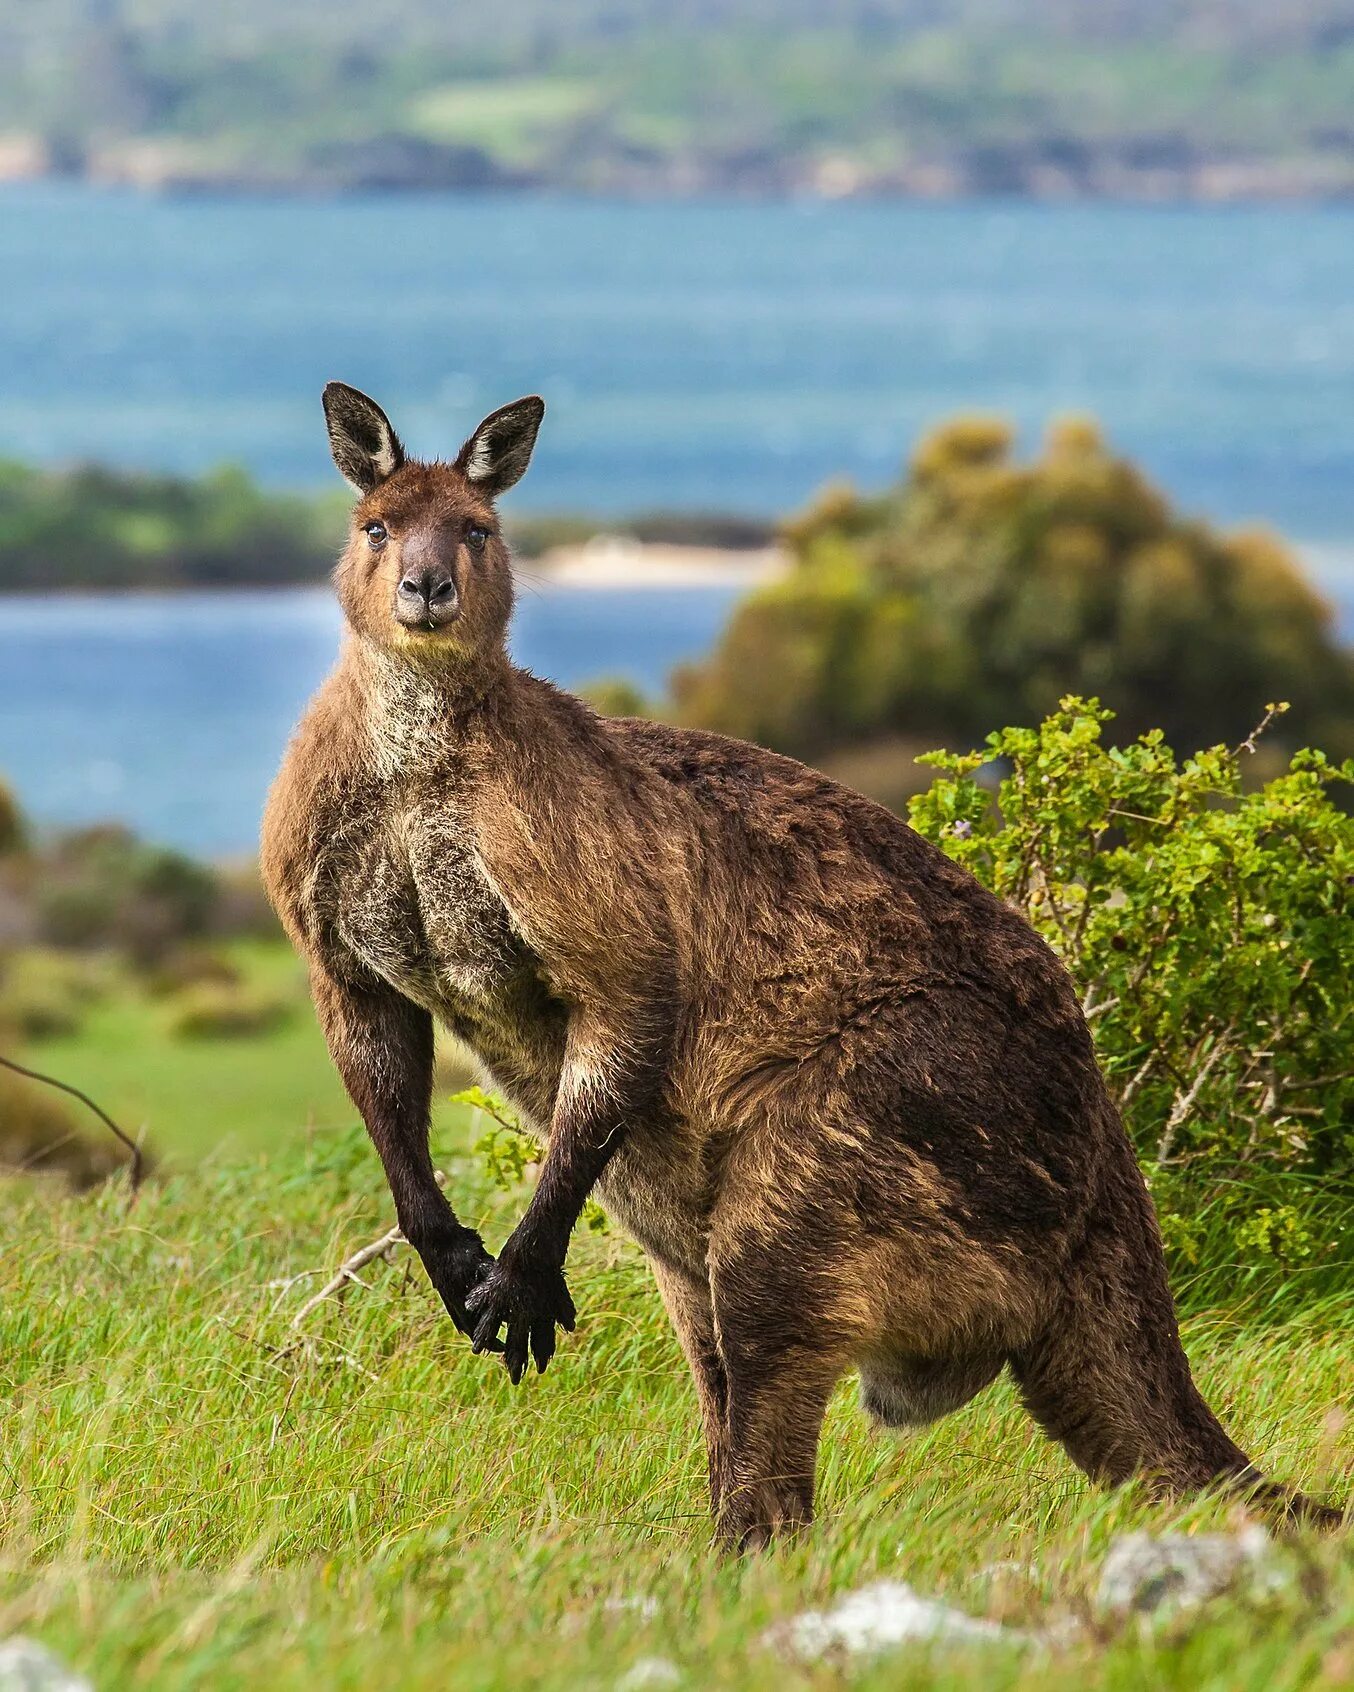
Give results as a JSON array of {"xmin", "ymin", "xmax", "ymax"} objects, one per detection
[
  {"xmin": 467, "ymin": 1016, "xmax": 667, "ymax": 1381},
  {"xmin": 310, "ymin": 966, "xmax": 500, "ymax": 1347}
]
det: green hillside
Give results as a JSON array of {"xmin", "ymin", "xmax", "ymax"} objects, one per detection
[{"xmin": 2, "ymin": 1, "xmax": 1354, "ymax": 195}]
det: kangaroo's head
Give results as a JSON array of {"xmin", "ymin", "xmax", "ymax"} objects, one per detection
[{"xmin": 322, "ymin": 382, "xmax": 543, "ymax": 663}]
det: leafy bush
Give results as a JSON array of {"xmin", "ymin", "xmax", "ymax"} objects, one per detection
[
  {"xmin": 909, "ymin": 697, "xmax": 1353, "ymax": 1288},
  {"xmin": 164, "ymin": 982, "xmax": 292, "ymax": 1040},
  {"xmin": 674, "ymin": 418, "xmax": 1354, "ymax": 766},
  {"xmin": 142, "ymin": 946, "xmax": 243, "ymax": 999},
  {"xmin": 36, "ymin": 826, "xmax": 218, "ymax": 964},
  {"xmin": 0, "ymin": 777, "xmax": 23, "ymax": 857},
  {"xmin": 0, "ymin": 947, "xmax": 117, "ymax": 1039}
]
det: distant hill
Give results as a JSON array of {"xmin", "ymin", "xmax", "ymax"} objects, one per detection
[{"xmin": 2, "ymin": 1, "xmax": 1354, "ymax": 196}]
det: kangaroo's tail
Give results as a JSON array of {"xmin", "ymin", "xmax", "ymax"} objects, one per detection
[{"xmin": 1009, "ymin": 1134, "xmax": 1343, "ymax": 1530}]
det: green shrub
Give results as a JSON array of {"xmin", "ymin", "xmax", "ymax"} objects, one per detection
[
  {"xmin": 142, "ymin": 946, "xmax": 243, "ymax": 999},
  {"xmin": 0, "ymin": 947, "xmax": 117, "ymax": 1040},
  {"xmin": 908, "ymin": 697, "xmax": 1354, "ymax": 1292},
  {"xmin": 209, "ymin": 863, "xmax": 283, "ymax": 942},
  {"xmin": 164, "ymin": 982, "xmax": 291, "ymax": 1041},
  {"xmin": 0, "ymin": 776, "xmax": 23, "ymax": 856},
  {"xmin": 454, "ymin": 1086, "xmax": 609, "ymax": 1235},
  {"xmin": 675, "ymin": 417, "xmax": 1354, "ymax": 765},
  {"xmin": 578, "ymin": 676, "xmax": 654, "ymax": 719},
  {"xmin": 37, "ymin": 826, "xmax": 218, "ymax": 964}
]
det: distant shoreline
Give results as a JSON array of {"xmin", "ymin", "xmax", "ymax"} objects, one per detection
[
  {"xmin": 5, "ymin": 157, "xmax": 1354, "ymax": 208},
  {"xmin": 3, "ymin": 545, "xmax": 1348, "ymax": 642},
  {"xmin": 529, "ymin": 539, "xmax": 786, "ymax": 590},
  {"xmin": 0, "ymin": 541, "xmax": 789, "ymax": 599}
]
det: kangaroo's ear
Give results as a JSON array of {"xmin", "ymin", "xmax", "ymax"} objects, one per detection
[
  {"xmin": 322, "ymin": 382, "xmax": 406, "ymax": 493},
  {"xmin": 456, "ymin": 396, "xmax": 545, "ymax": 497}
]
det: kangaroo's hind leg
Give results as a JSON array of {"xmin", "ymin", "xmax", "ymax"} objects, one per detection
[
  {"xmin": 707, "ymin": 1221, "xmax": 861, "ymax": 1551},
  {"xmin": 650, "ymin": 1259, "xmax": 730, "ymax": 1516},
  {"xmin": 715, "ymin": 1328, "xmax": 844, "ymax": 1551}
]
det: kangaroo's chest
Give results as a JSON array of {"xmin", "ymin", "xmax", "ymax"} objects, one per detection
[{"xmin": 326, "ymin": 797, "xmax": 529, "ymax": 1017}]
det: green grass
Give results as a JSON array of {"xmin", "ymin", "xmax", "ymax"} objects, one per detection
[
  {"xmin": 24, "ymin": 940, "xmax": 422, "ymax": 1162},
  {"xmin": 6, "ymin": 949, "xmax": 1351, "ymax": 1688},
  {"xmin": 407, "ymin": 76, "xmax": 601, "ymax": 164}
]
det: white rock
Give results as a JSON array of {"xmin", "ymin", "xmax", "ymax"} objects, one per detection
[
  {"xmin": 604, "ymin": 1596, "xmax": 661, "ymax": 1621},
  {"xmin": 616, "ymin": 1657, "xmax": 680, "ymax": 1690},
  {"xmin": 772, "ymin": 1580, "xmax": 1017, "ymax": 1659},
  {"xmin": 974, "ymin": 1558, "xmax": 1040, "ymax": 1586},
  {"xmin": 0, "ymin": 1639, "xmax": 93, "ymax": 1692},
  {"xmin": 1097, "ymin": 1526, "xmax": 1280, "ymax": 1618}
]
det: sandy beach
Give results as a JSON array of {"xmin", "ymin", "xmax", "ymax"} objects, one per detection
[{"xmin": 528, "ymin": 535, "xmax": 787, "ymax": 590}]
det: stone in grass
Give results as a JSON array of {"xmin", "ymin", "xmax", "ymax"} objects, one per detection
[
  {"xmin": 1097, "ymin": 1526, "xmax": 1282, "ymax": 1619},
  {"xmin": 616, "ymin": 1657, "xmax": 681, "ymax": 1690},
  {"xmin": 0, "ymin": 1639, "xmax": 94, "ymax": 1692},
  {"xmin": 770, "ymin": 1579, "xmax": 1021, "ymax": 1660},
  {"xmin": 603, "ymin": 1595, "xmax": 661, "ymax": 1622}
]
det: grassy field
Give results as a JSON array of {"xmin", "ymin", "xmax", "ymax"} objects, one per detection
[
  {"xmin": 23, "ymin": 941, "xmax": 359, "ymax": 1164},
  {"xmin": 3, "ymin": 945, "xmax": 1351, "ymax": 1690}
]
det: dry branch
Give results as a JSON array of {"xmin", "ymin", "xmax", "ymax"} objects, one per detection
[
  {"xmin": 290, "ymin": 1223, "xmax": 406, "ymax": 1327},
  {"xmin": 0, "ymin": 1050, "xmax": 146, "ymax": 1191},
  {"xmin": 288, "ymin": 1169, "xmax": 448, "ymax": 1327}
]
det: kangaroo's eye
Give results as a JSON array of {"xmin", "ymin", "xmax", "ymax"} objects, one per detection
[
  {"xmin": 363, "ymin": 520, "xmax": 387, "ymax": 549},
  {"xmin": 466, "ymin": 526, "xmax": 489, "ymax": 552}
]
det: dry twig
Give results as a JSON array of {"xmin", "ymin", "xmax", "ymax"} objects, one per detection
[
  {"xmin": 290, "ymin": 1223, "xmax": 406, "ymax": 1327},
  {"xmin": 1236, "ymin": 701, "xmax": 1287, "ymax": 758},
  {"xmin": 0, "ymin": 1050, "xmax": 146, "ymax": 1191},
  {"xmin": 1156, "ymin": 1037, "xmax": 1229, "ymax": 1165},
  {"xmin": 288, "ymin": 1170, "xmax": 448, "ymax": 1327}
]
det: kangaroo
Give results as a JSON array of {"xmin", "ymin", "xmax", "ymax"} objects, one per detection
[{"xmin": 261, "ymin": 382, "xmax": 1341, "ymax": 1548}]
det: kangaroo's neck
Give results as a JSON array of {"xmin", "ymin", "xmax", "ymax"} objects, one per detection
[{"xmin": 346, "ymin": 634, "xmax": 512, "ymax": 781}]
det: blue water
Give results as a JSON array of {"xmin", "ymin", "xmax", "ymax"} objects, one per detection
[
  {"xmin": 3, "ymin": 184, "xmax": 1354, "ymax": 535},
  {"xmin": 3, "ymin": 184, "xmax": 1354, "ymax": 854},
  {"xmin": 0, "ymin": 583, "xmax": 743, "ymax": 855}
]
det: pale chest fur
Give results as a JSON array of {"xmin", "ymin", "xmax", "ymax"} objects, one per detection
[
  {"xmin": 328, "ymin": 797, "xmax": 524, "ymax": 1016},
  {"xmin": 309, "ymin": 664, "xmax": 536, "ymax": 1022}
]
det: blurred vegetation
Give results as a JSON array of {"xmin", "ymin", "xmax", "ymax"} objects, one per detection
[
  {"xmin": 0, "ymin": 785, "xmax": 289, "ymax": 1175},
  {"xmin": 911, "ymin": 697, "xmax": 1353, "ymax": 1293},
  {"xmin": 0, "ymin": 459, "xmax": 345, "ymax": 591},
  {"xmin": 162, "ymin": 978, "xmax": 292, "ymax": 1041},
  {"xmin": 3, "ymin": 2, "xmax": 1354, "ymax": 195},
  {"xmin": 32, "ymin": 826, "xmax": 220, "ymax": 963},
  {"xmin": 0, "ymin": 456, "xmax": 766, "ymax": 591},
  {"xmin": 0, "ymin": 947, "xmax": 117, "ymax": 1039},
  {"xmin": 673, "ymin": 416, "xmax": 1354, "ymax": 770},
  {"xmin": 578, "ymin": 676, "xmax": 656, "ymax": 720},
  {"xmin": 0, "ymin": 775, "xmax": 24, "ymax": 855},
  {"xmin": 0, "ymin": 1059, "xmax": 124, "ymax": 1187}
]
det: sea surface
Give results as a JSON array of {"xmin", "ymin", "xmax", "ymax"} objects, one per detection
[
  {"xmin": 1, "ymin": 185, "xmax": 1353, "ymax": 853},
  {"xmin": 4, "ymin": 185, "xmax": 1354, "ymax": 532}
]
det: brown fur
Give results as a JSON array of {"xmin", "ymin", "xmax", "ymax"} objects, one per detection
[{"xmin": 262, "ymin": 386, "xmax": 1343, "ymax": 1548}]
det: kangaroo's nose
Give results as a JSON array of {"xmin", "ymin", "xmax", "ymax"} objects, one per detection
[
  {"xmin": 395, "ymin": 567, "xmax": 459, "ymax": 628},
  {"xmin": 398, "ymin": 571, "xmax": 456, "ymax": 603}
]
